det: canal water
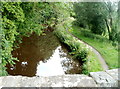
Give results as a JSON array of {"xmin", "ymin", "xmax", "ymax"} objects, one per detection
[{"xmin": 6, "ymin": 32, "xmax": 82, "ymax": 77}]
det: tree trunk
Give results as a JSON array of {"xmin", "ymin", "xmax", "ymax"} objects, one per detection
[{"xmin": 104, "ymin": 19, "xmax": 112, "ymax": 40}]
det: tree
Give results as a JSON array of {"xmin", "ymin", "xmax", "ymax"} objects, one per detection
[
  {"xmin": 73, "ymin": 2, "xmax": 119, "ymax": 41},
  {"xmin": 73, "ymin": 2, "xmax": 107, "ymax": 35},
  {"xmin": 118, "ymin": 1, "xmax": 120, "ymax": 42},
  {"xmin": 103, "ymin": 1, "xmax": 119, "ymax": 41},
  {"xmin": 1, "ymin": 2, "xmax": 72, "ymax": 76}
]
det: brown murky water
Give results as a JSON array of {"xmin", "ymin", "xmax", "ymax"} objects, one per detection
[{"xmin": 6, "ymin": 32, "xmax": 82, "ymax": 77}]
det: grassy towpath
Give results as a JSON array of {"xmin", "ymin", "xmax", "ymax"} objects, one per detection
[{"xmin": 66, "ymin": 17, "xmax": 109, "ymax": 70}]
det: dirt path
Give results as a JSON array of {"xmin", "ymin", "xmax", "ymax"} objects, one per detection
[{"xmin": 67, "ymin": 29, "xmax": 109, "ymax": 71}]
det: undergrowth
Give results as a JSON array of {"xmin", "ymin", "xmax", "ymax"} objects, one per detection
[{"xmin": 55, "ymin": 21, "xmax": 103, "ymax": 75}]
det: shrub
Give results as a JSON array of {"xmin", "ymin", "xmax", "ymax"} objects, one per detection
[
  {"xmin": 70, "ymin": 50, "xmax": 88, "ymax": 62},
  {"xmin": 82, "ymin": 63, "xmax": 89, "ymax": 75},
  {"xmin": 55, "ymin": 23, "xmax": 89, "ymax": 75}
]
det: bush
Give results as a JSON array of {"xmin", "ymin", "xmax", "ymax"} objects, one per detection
[
  {"xmin": 70, "ymin": 50, "xmax": 88, "ymax": 62},
  {"xmin": 55, "ymin": 22, "xmax": 90, "ymax": 75},
  {"xmin": 82, "ymin": 63, "xmax": 89, "ymax": 75},
  {"xmin": 55, "ymin": 24, "xmax": 89, "ymax": 60}
]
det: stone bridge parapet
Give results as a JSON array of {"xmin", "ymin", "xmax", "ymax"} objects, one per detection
[{"xmin": 0, "ymin": 69, "xmax": 119, "ymax": 88}]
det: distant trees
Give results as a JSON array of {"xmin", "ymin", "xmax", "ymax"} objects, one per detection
[
  {"xmin": 117, "ymin": 1, "xmax": 120, "ymax": 42},
  {"xmin": 73, "ymin": 2, "xmax": 107, "ymax": 34},
  {"xmin": 103, "ymin": 2, "xmax": 118, "ymax": 41},
  {"xmin": 73, "ymin": 2, "xmax": 119, "ymax": 41}
]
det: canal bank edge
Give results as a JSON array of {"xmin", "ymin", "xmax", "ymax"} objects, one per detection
[{"xmin": 0, "ymin": 68, "xmax": 119, "ymax": 87}]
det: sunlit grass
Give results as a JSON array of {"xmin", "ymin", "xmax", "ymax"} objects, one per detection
[
  {"xmin": 86, "ymin": 50, "xmax": 103, "ymax": 72},
  {"xmin": 71, "ymin": 26, "xmax": 118, "ymax": 69}
]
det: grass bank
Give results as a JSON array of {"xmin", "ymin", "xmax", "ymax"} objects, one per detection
[
  {"xmin": 70, "ymin": 26, "xmax": 118, "ymax": 69},
  {"xmin": 55, "ymin": 22, "xmax": 103, "ymax": 74}
]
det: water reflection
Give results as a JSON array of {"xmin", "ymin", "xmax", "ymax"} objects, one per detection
[
  {"xmin": 6, "ymin": 32, "xmax": 82, "ymax": 77},
  {"xmin": 36, "ymin": 46, "xmax": 65, "ymax": 76}
]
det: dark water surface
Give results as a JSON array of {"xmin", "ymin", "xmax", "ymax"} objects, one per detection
[{"xmin": 6, "ymin": 32, "xmax": 82, "ymax": 77}]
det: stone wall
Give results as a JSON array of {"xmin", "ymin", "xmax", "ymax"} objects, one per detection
[{"xmin": 0, "ymin": 69, "xmax": 119, "ymax": 88}]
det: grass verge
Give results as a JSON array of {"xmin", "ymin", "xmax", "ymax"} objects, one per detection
[
  {"xmin": 70, "ymin": 25, "xmax": 118, "ymax": 69},
  {"xmin": 55, "ymin": 22, "xmax": 103, "ymax": 75}
]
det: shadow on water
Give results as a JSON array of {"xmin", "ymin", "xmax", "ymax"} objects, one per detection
[{"xmin": 6, "ymin": 32, "xmax": 82, "ymax": 77}]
